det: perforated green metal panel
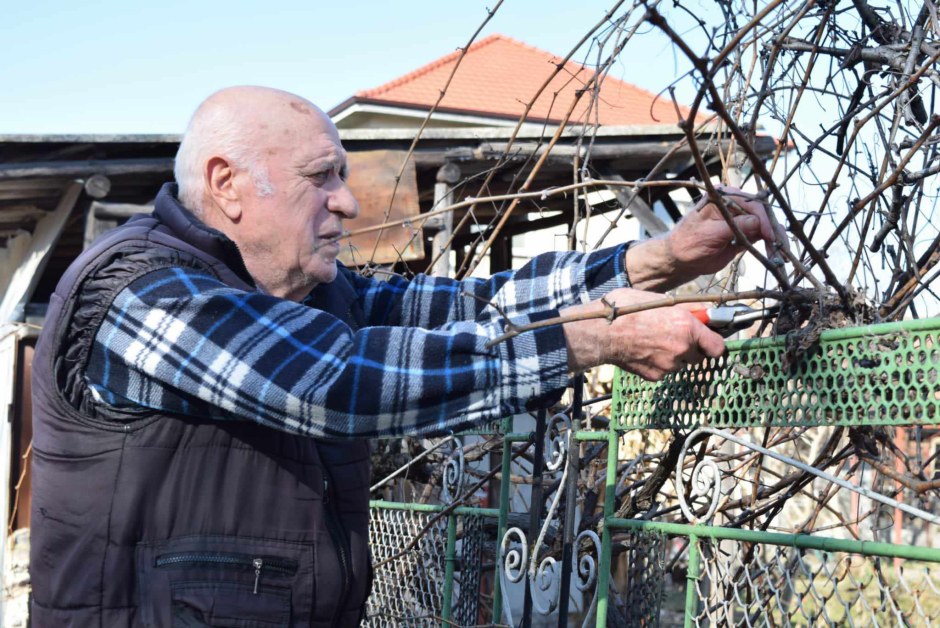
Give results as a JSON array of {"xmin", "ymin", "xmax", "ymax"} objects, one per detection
[{"xmin": 612, "ymin": 318, "xmax": 940, "ymax": 430}]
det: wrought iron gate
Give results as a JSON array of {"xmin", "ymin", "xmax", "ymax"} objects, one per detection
[{"xmin": 365, "ymin": 317, "xmax": 940, "ymax": 626}]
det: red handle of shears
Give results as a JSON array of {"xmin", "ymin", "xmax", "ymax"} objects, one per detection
[
  {"xmin": 690, "ymin": 304, "xmax": 776, "ymax": 336},
  {"xmin": 691, "ymin": 309, "xmax": 712, "ymax": 325}
]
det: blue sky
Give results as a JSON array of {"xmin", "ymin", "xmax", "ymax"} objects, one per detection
[{"xmin": 1, "ymin": 0, "xmax": 698, "ymax": 134}]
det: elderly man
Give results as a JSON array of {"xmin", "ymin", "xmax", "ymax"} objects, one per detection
[{"xmin": 29, "ymin": 86, "xmax": 774, "ymax": 626}]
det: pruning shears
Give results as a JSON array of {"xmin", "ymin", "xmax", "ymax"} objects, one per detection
[{"xmin": 691, "ymin": 304, "xmax": 780, "ymax": 337}]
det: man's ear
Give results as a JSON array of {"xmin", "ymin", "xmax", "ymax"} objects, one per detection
[{"xmin": 205, "ymin": 156, "xmax": 242, "ymax": 221}]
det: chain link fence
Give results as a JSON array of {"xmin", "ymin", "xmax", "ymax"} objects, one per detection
[
  {"xmin": 365, "ymin": 507, "xmax": 487, "ymax": 626},
  {"xmin": 692, "ymin": 541, "xmax": 940, "ymax": 626}
]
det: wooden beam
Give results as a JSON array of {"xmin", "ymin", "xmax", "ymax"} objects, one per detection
[
  {"xmin": 0, "ymin": 180, "xmax": 76, "ymax": 203},
  {"xmin": 84, "ymin": 201, "xmax": 152, "ymax": 249},
  {"xmin": 399, "ymin": 138, "xmax": 765, "ymax": 169},
  {"xmin": 87, "ymin": 201, "xmax": 153, "ymax": 220},
  {"xmin": 0, "ymin": 205, "xmax": 47, "ymax": 223},
  {"xmin": 596, "ymin": 171, "xmax": 715, "ymax": 291},
  {"xmin": 0, "ymin": 331, "xmax": 19, "ymax": 588},
  {"xmin": 0, "ymin": 181, "xmax": 82, "ymax": 322},
  {"xmin": 0, "ymin": 179, "xmax": 71, "ymax": 193},
  {"xmin": 0, "ymin": 158, "xmax": 174, "ymax": 180},
  {"xmin": 0, "ymin": 232, "xmax": 32, "ymax": 301},
  {"xmin": 598, "ymin": 171, "xmax": 670, "ymax": 236},
  {"xmin": 427, "ymin": 164, "xmax": 460, "ymax": 277},
  {"xmin": 657, "ymin": 191, "xmax": 684, "ymax": 223}
]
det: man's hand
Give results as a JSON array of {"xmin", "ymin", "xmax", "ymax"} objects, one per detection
[
  {"xmin": 626, "ymin": 185, "xmax": 786, "ymax": 291},
  {"xmin": 561, "ymin": 288, "xmax": 726, "ymax": 381}
]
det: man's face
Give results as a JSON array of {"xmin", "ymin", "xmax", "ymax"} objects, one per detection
[{"xmin": 236, "ymin": 109, "xmax": 359, "ymax": 300}]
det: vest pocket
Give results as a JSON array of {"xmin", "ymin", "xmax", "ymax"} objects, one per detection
[
  {"xmin": 137, "ymin": 536, "xmax": 314, "ymax": 627},
  {"xmin": 170, "ymin": 581, "xmax": 290, "ymax": 627},
  {"xmin": 157, "ymin": 552, "xmax": 299, "ymax": 593}
]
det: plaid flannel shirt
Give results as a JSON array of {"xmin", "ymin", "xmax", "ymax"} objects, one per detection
[{"xmin": 86, "ymin": 244, "xmax": 629, "ymax": 438}]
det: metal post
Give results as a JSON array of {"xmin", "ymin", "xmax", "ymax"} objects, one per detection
[
  {"xmin": 594, "ymin": 417, "xmax": 619, "ymax": 627},
  {"xmin": 684, "ymin": 535, "xmax": 700, "ymax": 628},
  {"xmin": 558, "ymin": 382, "xmax": 583, "ymax": 625},
  {"xmin": 523, "ymin": 409, "xmax": 548, "ymax": 628},
  {"xmin": 492, "ymin": 417, "xmax": 515, "ymax": 623},
  {"xmin": 442, "ymin": 514, "xmax": 458, "ymax": 626}
]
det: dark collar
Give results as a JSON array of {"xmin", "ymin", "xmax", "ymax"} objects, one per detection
[
  {"xmin": 303, "ymin": 265, "xmax": 363, "ymax": 329},
  {"xmin": 152, "ymin": 183, "xmax": 255, "ymax": 288},
  {"xmin": 152, "ymin": 183, "xmax": 360, "ymax": 314}
]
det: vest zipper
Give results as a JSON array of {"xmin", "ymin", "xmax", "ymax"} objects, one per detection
[
  {"xmin": 253, "ymin": 558, "xmax": 263, "ymax": 594},
  {"xmin": 323, "ymin": 476, "xmax": 352, "ymax": 623},
  {"xmin": 155, "ymin": 551, "xmax": 297, "ymax": 595}
]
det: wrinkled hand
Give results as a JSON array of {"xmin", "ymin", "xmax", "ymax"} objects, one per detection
[
  {"xmin": 668, "ymin": 185, "xmax": 784, "ymax": 276},
  {"xmin": 626, "ymin": 185, "xmax": 788, "ymax": 291},
  {"xmin": 562, "ymin": 288, "xmax": 726, "ymax": 381}
]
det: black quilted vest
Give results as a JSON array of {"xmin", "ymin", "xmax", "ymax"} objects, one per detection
[{"xmin": 30, "ymin": 184, "xmax": 372, "ymax": 627}]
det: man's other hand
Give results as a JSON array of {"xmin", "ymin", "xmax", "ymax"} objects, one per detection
[
  {"xmin": 626, "ymin": 185, "xmax": 787, "ymax": 291},
  {"xmin": 561, "ymin": 288, "xmax": 726, "ymax": 381}
]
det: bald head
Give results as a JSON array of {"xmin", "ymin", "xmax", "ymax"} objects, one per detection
[{"xmin": 174, "ymin": 86, "xmax": 331, "ymax": 214}]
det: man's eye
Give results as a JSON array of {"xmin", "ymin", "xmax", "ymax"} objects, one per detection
[{"xmin": 309, "ymin": 171, "xmax": 330, "ymax": 184}]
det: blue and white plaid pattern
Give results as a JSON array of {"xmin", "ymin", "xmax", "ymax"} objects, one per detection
[{"xmin": 86, "ymin": 244, "xmax": 628, "ymax": 438}]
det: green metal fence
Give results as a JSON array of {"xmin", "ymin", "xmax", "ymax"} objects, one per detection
[{"xmin": 365, "ymin": 318, "xmax": 940, "ymax": 626}]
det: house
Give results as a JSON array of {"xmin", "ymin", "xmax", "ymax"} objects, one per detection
[
  {"xmin": 330, "ymin": 33, "xmax": 689, "ymax": 130},
  {"xmin": 328, "ymin": 33, "xmax": 771, "ymax": 277}
]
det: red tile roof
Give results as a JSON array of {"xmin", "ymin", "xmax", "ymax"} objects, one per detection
[{"xmin": 344, "ymin": 34, "xmax": 692, "ymax": 127}]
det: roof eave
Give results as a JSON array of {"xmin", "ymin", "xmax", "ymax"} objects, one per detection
[
  {"xmin": 331, "ymin": 96, "xmax": 675, "ymax": 128},
  {"xmin": 0, "ymin": 133, "xmax": 182, "ymax": 144}
]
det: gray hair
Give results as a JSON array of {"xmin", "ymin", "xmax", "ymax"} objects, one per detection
[{"xmin": 174, "ymin": 102, "xmax": 275, "ymax": 215}]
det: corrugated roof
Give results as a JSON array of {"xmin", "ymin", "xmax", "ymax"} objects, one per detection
[{"xmin": 348, "ymin": 34, "xmax": 692, "ymax": 126}]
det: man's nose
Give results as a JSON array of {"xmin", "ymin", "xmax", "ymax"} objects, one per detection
[{"xmin": 329, "ymin": 183, "xmax": 359, "ymax": 219}]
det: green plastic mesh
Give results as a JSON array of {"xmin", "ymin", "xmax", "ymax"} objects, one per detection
[{"xmin": 613, "ymin": 318, "xmax": 940, "ymax": 430}]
